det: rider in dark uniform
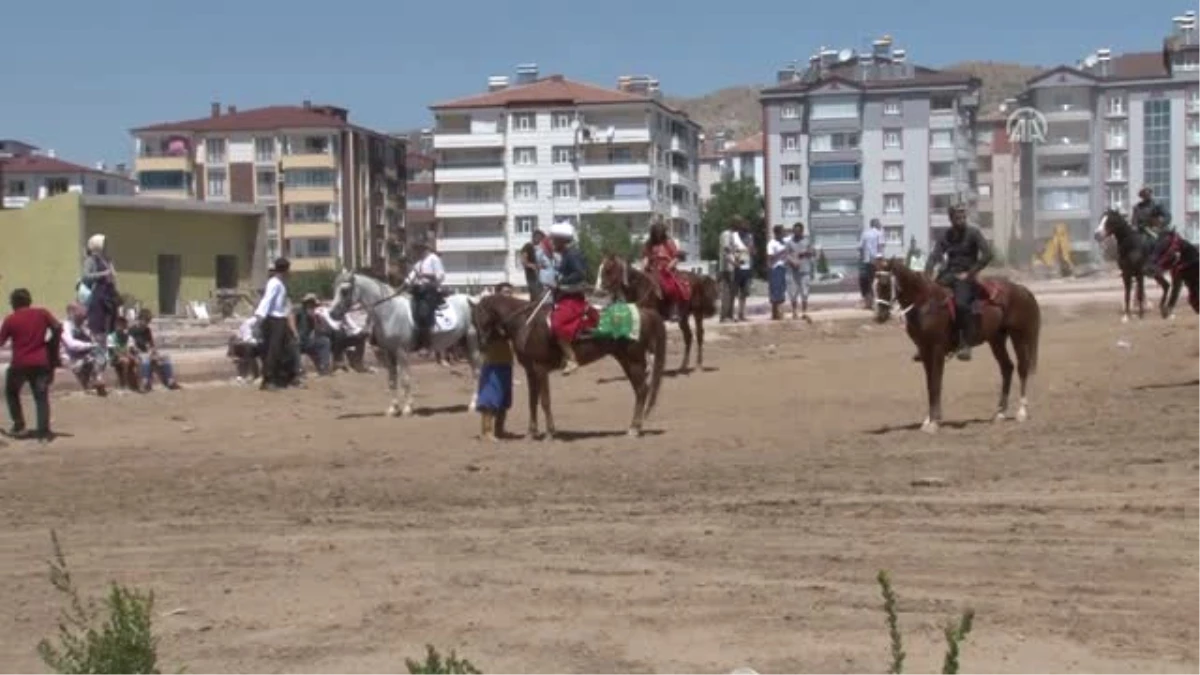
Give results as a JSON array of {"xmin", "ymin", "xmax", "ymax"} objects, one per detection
[
  {"xmin": 1135, "ymin": 187, "xmax": 1174, "ymax": 275},
  {"xmin": 924, "ymin": 204, "xmax": 993, "ymax": 362}
]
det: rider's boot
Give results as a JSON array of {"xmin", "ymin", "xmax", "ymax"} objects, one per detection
[
  {"xmin": 558, "ymin": 339, "xmax": 579, "ymax": 376},
  {"xmin": 955, "ymin": 320, "xmax": 973, "ymax": 361}
]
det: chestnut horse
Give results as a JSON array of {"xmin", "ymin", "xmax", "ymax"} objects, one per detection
[
  {"xmin": 872, "ymin": 258, "xmax": 1041, "ymax": 433},
  {"xmin": 1094, "ymin": 209, "xmax": 1172, "ymax": 322},
  {"xmin": 471, "ymin": 293, "xmax": 667, "ymax": 438},
  {"xmin": 596, "ymin": 255, "xmax": 718, "ymax": 372}
]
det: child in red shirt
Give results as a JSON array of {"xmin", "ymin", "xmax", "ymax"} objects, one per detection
[{"xmin": 0, "ymin": 288, "xmax": 61, "ymax": 440}]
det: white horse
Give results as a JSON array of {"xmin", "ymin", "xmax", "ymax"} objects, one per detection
[{"xmin": 329, "ymin": 270, "xmax": 481, "ymax": 417}]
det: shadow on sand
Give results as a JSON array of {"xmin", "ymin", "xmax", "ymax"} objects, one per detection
[
  {"xmin": 594, "ymin": 365, "xmax": 719, "ymax": 385},
  {"xmin": 1132, "ymin": 379, "xmax": 1199, "ymax": 391},
  {"xmin": 864, "ymin": 417, "xmax": 994, "ymax": 435},
  {"xmin": 335, "ymin": 404, "xmax": 470, "ymax": 420}
]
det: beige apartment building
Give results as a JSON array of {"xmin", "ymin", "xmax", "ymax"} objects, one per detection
[{"xmin": 131, "ymin": 102, "xmax": 405, "ymax": 272}]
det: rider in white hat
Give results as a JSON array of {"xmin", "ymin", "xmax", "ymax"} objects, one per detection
[{"xmin": 547, "ymin": 221, "xmax": 590, "ymax": 375}]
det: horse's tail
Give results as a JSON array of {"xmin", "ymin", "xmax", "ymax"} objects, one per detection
[
  {"xmin": 697, "ymin": 275, "xmax": 718, "ymax": 318},
  {"xmin": 1019, "ymin": 284, "xmax": 1041, "ymax": 376},
  {"xmin": 644, "ymin": 311, "xmax": 668, "ymax": 417}
]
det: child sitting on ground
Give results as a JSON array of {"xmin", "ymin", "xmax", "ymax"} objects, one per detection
[
  {"xmin": 129, "ymin": 309, "xmax": 180, "ymax": 391},
  {"xmin": 107, "ymin": 316, "xmax": 140, "ymax": 390},
  {"xmin": 476, "ymin": 283, "xmax": 515, "ymax": 441}
]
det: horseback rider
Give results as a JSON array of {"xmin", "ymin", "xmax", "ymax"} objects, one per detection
[
  {"xmin": 406, "ymin": 238, "xmax": 445, "ymax": 352},
  {"xmin": 925, "ymin": 204, "xmax": 993, "ymax": 362},
  {"xmin": 548, "ymin": 221, "xmax": 593, "ymax": 376},
  {"xmin": 1132, "ymin": 187, "xmax": 1171, "ymax": 240},
  {"xmin": 641, "ymin": 217, "xmax": 690, "ymax": 320}
]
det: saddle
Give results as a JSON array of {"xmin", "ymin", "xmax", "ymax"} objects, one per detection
[{"xmin": 942, "ymin": 279, "xmax": 1007, "ymax": 323}]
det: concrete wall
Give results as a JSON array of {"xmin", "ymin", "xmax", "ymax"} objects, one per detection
[
  {"xmin": 0, "ymin": 194, "xmax": 85, "ymax": 315},
  {"xmin": 83, "ymin": 205, "xmax": 260, "ymax": 315}
]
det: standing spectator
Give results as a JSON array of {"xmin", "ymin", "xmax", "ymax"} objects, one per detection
[
  {"xmin": 520, "ymin": 230, "xmax": 546, "ymax": 298},
  {"xmin": 0, "ymin": 288, "xmax": 61, "ymax": 441},
  {"xmin": 766, "ymin": 225, "xmax": 789, "ymax": 320},
  {"xmin": 535, "ymin": 227, "xmax": 559, "ymax": 300},
  {"xmin": 717, "ymin": 219, "xmax": 739, "ymax": 322},
  {"xmin": 254, "ymin": 257, "xmax": 296, "ymax": 391},
  {"xmin": 476, "ymin": 283, "xmax": 516, "ymax": 440},
  {"xmin": 61, "ymin": 303, "xmax": 107, "ymax": 396},
  {"xmin": 786, "ymin": 221, "xmax": 815, "ymax": 321},
  {"xmin": 858, "ymin": 218, "xmax": 883, "ymax": 309},
  {"xmin": 81, "ymin": 233, "xmax": 120, "ymax": 338},
  {"xmin": 731, "ymin": 217, "xmax": 755, "ymax": 322},
  {"xmin": 128, "ymin": 309, "xmax": 179, "ymax": 391}
]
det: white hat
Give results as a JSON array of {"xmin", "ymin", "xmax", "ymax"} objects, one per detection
[
  {"xmin": 548, "ymin": 221, "xmax": 576, "ymax": 240},
  {"xmin": 86, "ymin": 233, "xmax": 106, "ymax": 253}
]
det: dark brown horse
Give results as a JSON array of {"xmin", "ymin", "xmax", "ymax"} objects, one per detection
[
  {"xmin": 872, "ymin": 258, "xmax": 1041, "ymax": 433},
  {"xmin": 471, "ymin": 294, "xmax": 667, "ymax": 438},
  {"xmin": 596, "ymin": 255, "xmax": 718, "ymax": 373},
  {"xmin": 1094, "ymin": 209, "xmax": 1172, "ymax": 322}
]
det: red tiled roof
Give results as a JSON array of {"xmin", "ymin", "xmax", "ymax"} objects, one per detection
[
  {"xmin": 0, "ymin": 154, "xmax": 131, "ymax": 180},
  {"xmin": 132, "ymin": 105, "xmax": 354, "ymax": 134},
  {"xmin": 727, "ymin": 132, "xmax": 764, "ymax": 154},
  {"xmin": 1109, "ymin": 51, "xmax": 1170, "ymax": 79},
  {"xmin": 431, "ymin": 75, "xmax": 649, "ymax": 110}
]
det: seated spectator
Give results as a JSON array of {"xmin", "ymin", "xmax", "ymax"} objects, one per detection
[
  {"xmin": 293, "ymin": 294, "xmax": 332, "ymax": 376},
  {"xmin": 61, "ymin": 303, "xmax": 107, "ymax": 396},
  {"xmin": 106, "ymin": 316, "xmax": 139, "ymax": 391},
  {"xmin": 314, "ymin": 301, "xmax": 368, "ymax": 372},
  {"xmin": 228, "ymin": 315, "xmax": 262, "ymax": 383},
  {"xmin": 128, "ymin": 309, "xmax": 180, "ymax": 391}
]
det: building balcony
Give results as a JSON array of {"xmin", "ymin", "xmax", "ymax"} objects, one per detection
[
  {"xmin": 435, "ymin": 163, "xmax": 505, "ymax": 183},
  {"xmin": 669, "ymin": 168, "xmax": 697, "ymax": 186},
  {"xmin": 929, "ymin": 177, "xmax": 960, "ymax": 194},
  {"xmin": 135, "ymin": 188, "xmax": 191, "ymax": 200},
  {"xmin": 283, "ymin": 186, "xmax": 337, "ymax": 203},
  {"xmin": 435, "ymin": 200, "xmax": 506, "ymax": 218},
  {"xmin": 977, "ymin": 195, "xmax": 993, "ymax": 212},
  {"xmin": 1189, "ymin": 197, "xmax": 1200, "ymax": 213},
  {"xmin": 1036, "ymin": 173, "xmax": 1090, "ymax": 188},
  {"xmin": 1187, "ymin": 164, "xmax": 1200, "ymax": 180},
  {"xmin": 808, "ymin": 180, "xmax": 862, "ymax": 197},
  {"xmin": 407, "ymin": 196, "xmax": 435, "ymax": 211},
  {"xmin": 280, "ymin": 153, "xmax": 336, "ymax": 170},
  {"xmin": 669, "ymin": 134, "xmax": 690, "ymax": 154},
  {"xmin": 433, "ymin": 132, "xmax": 505, "ymax": 149},
  {"xmin": 135, "ymin": 155, "xmax": 190, "ymax": 172},
  {"xmin": 810, "ymin": 211, "xmax": 863, "ymax": 228},
  {"xmin": 1036, "ymin": 206, "xmax": 1091, "ymax": 221},
  {"xmin": 284, "ymin": 221, "xmax": 337, "ymax": 238},
  {"xmin": 578, "ymin": 161, "xmax": 651, "ymax": 179},
  {"xmin": 1187, "ymin": 100, "xmax": 1200, "ymax": 114},
  {"xmin": 1037, "ymin": 139, "xmax": 1092, "ymax": 156},
  {"xmin": 1104, "ymin": 106, "xmax": 1128, "ymax": 118},
  {"xmin": 579, "ymin": 195, "xmax": 653, "ymax": 214},
  {"xmin": 1105, "ymin": 171, "xmax": 1128, "ymax": 183},
  {"xmin": 928, "ymin": 145, "xmax": 956, "ymax": 161},
  {"xmin": 290, "ymin": 257, "xmax": 339, "ymax": 272},
  {"xmin": 1189, "ymin": 132, "xmax": 1200, "ymax": 147},
  {"xmin": 609, "ymin": 127, "xmax": 652, "ymax": 144},
  {"xmin": 1043, "ymin": 106, "xmax": 1093, "ymax": 122},
  {"xmin": 929, "ymin": 112, "xmax": 958, "ymax": 130},
  {"xmin": 435, "ymin": 236, "xmax": 508, "ymax": 252},
  {"xmin": 1105, "ymin": 135, "xmax": 1127, "ymax": 150}
]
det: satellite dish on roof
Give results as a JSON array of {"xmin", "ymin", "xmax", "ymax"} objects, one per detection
[
  {"xmin": 838, "ymin": 48, "xmax": 854, "ymax": 62},
  {"xmin": 1083, "ymin": 54, "xmax": 1098, "ymax": 68}
]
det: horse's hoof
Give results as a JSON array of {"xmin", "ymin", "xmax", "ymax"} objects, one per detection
[
  {"xmin": 993, "ymin": 411, "xmax": 1007, "ymax": 423},
  {"xmin": 1121, "ymin": 315, "xmax": 1130, "ymax": 324},
  {"xmin": 1016, "ymin": 408, "xmax": 1029, "ymax": 423},
  {"xmin": 1168, "ymin": 313, "xmax": 1177, "ymax": 321},
  {"xmin": 401, "ymin": 406, "xmax": 414, "ymax": 417},
  {"xmin": 921, "ymin": 419, "xmax": 939, "ymax": 434},
  {"xmin": 387, "ymin": 406, "xmax": 401, "ymax": 418},
  {"xmin": 627, "ymin": 428, "xmax": 642, "ymax": 438}
]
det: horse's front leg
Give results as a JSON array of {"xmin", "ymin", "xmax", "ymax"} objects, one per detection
[
  {"xmin": 1121, "ymin": 273, "xmax": 1132, "ymax": 323},
  {"xmin": 525, "ymin": 364, "xmax": 541, "ymax": 439},
  {"xmin": 988, "ymin": 336, "xmax": 1014, "ymax": 421},
  {"xmin": 1135, "ymin": 274, "xmax": 1146, "ymax": 319},
  {"xmin": 464, "ymin": 334, "xmax": 481, "ymax": 412},
  {"xmin": 539, "ymin": 372, "xmax": 556, "ymax": 439},
  {"xmin": 395, "ymin": 349, "xmax": 415, "ymax": 417},
  {"xmin": 677, "ymin": 314, "xmax": 693, "ymax": 373},
  {"xmin": 921, "ymin": 341, "xmax": 947, "ymax": 434},
  {"xmin": 695, "ymin": 313, "xmax": 705, "ymax": 371},
  {"xmin": 384, "ymin": 350, "xmax": 402, "ymax": 417}
]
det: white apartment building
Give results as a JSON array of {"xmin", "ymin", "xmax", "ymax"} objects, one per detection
[
  {"xmin": 429, "ymin": 65, "xmax": 703, "ymax": 287},
  {"xmin": 1, "ymin": 140, "xmax": 135, "ymax": 209},
  {"xmin": 698, "ymin": 132, "xmax": 765, "ymax": 202}
]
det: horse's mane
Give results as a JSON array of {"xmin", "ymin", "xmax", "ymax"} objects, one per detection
[{"xmin": 344, "ymin": 268, "xmax": 396, "ymax": 295}]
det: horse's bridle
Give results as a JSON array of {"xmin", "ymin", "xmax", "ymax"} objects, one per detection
[
  {"xmin": 605, "ymin": 257, "xmax": 656, "ymax": 307},
  {"xmin": 873, "ymin": 269, "xmax": 914, "ymax": 319}
]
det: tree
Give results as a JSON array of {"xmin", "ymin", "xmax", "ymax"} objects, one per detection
[
  {"xmin": 699, "ymin": 177, "xmax": 766, "ymax": 275},
  {"xmin": 578, "ymin": 210, "xmax": 640, "ymax": 274},
  {"xmin": 816, "ymin": 249, "xmax": 830, "ymax": 275}
]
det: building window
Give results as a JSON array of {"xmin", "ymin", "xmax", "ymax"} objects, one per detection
[
  {"xmin": 780, "ymin": 104, "xmax": 799, "ymax": 120},
  {"xmin": 884, "ymin": 194, "xmax": 903, "ymax": 214},
  {"xmin": 783, "ymin": 134, "xmax": 799, "ymax": 151},
  {"xmin": 1107, "ymin": 185, "xmax": 1128, "ymax": 211},
  {"xmin": 206, "ymin": 168, "xmax": 227, "ymax": 197},
  {"xmin": 1108, "ymin": 153, "xmax": 1126, "ymax": 180},
  {"xmin": 553, "ymin": 180, "xmax": 576, "ymax": 199},
  {"xmin": 205, "ymin": 138, "xmax": 226, "ymax": 164},
  {"xmin": 138, "ymin": 170, "xmax": 188, "ymax": 191},
  {"xmin": 95, "ymin": 179, "xmax": 108, "ymax": 195},
  {"xmin": 256, "ymin": 170, "xmax": 277, "ymax": 196},
  {"xmin": 809, "ymin": 162, "xmax": 861, "ymax": 183},
  {"xmin": 782, "ymin": 165, "xmax": 801, "ymax": 184},
  {"xmin": 6, "ymin": 180, "xmax": 26, "ymax": 195},
  {"xmin": 283, "ymin": 169, "xmax": 336, "ymax": 188},
  {"xmin": 931, "ymin": 194, "xmax": 956, "ymax": 211},
  {"xmin": 44, "ymin": 178, "xmax": 69, "ymax": 196},
  {"xmin": 552, "ymin": 112, "xmax": 574, "ymax": 129},
  {"xmin": 883, "ymin": 161, "xmax": 903, "ymax": 182},
  {"xmin": 254, "ymin": 137, "xmax": 275, "ymax": 162},
  {"xmin": 883, "ymin": 129, "xmax": 902, "ymax": 149},
  {"xmin": 513, "ymin": 147, "xmax": 537, "ymax": 166},
  {"xmin": 782, "ymin": 197, "xmax": 801, "ymax": 217},
  {"xmin": 284, "ymin": 203, "xmax": 334, "ymax": 222},
  {"xmin": 809, "ymin": 98, "xmax": 859, "ymax": 120},
  {"xmin": 1143, "ymin": 99, "xmax": 1172, "ymax": 211},
  {"xmin": 515, "ymin": 216, "xmax": 537, "ymax": 234},
  {"xmin": 1107, "ymin": 93, "xmax": 1125, "ymax": 116},
  {"xmin": 513, "ymin": 181, "xmax": 537, "ymax": 200},
  {"xmin": 513, "ymin": 113, "xmax": 536, "ymax": 131},
  {"xmin": 810, "ymin": 132, "xmax": 859, "ymax": 152},
  {"xmin": 287, "ymin": 237, "xmax": 334, "ymax": 258},
  {"xmin": 1107, "ymin": 121, "xmax": 1128, "ymax": 148},
  {"xmin": 813, "ymin": 198, "xmax": 859, "ymax": 213},
  {"xmin": 1038, "ymin": 187, "xmax": 1090, "ymax": 211},
  {"xmin": 930, "ymin": 95, "xmax": 955, "ymax": 111},
  {"xmin": 979, "ymin": 184, "xmax": 992, "ymax": 197},
  {"xmin": 883, "ymin": 100, "xmax": 901, "ymax": 116},
  {"xmin": 1188, "ymin": 88, "xmax": 1199, "ymax": 111},
  {"xmin": 267, "ymin": 235, "xmax": 280, "ymax": 260},
  {"xmin": 930, "ymin": 161, "xmax": 954, "ymax": 179},
  {"xmin": 930, "ymin": 130, "xmax": 953, "ymax": 149},
  {"xmin": 552, "ymin": 146, "xmax": 575, "ymax": 164}
]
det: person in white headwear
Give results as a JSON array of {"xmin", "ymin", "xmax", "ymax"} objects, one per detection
[
  {"xmin": 547, "ymin": 221, "xmax": 595, "ymax": 375},
  {"xmin": 80, "ymin": 233, "xmax": 119, "ymax": 338}
]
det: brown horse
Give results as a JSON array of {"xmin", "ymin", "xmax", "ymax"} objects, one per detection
[
  {"xmin": 597, "ymin": 255, "xmax": 718, "ymax": 373},
  {"xmin": 872, "ymin": 258, "xmax": 1042, "ymax": 433},
  {"xmin": 471, "ymin": 293, "xmax": 667, "ymax": 438}
]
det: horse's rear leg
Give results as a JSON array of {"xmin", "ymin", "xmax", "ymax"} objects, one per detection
[
  {"xmin": 1121, "ymin": 273, "xmax": 1132, "ymax": 323},
  {"xmin": 1136, "ymin": 274, "xmax": 1147, "ymax": 319},
  {"xmin": 618, "ymin": 357, "xmax": 649, "ymax": 437},
  {"xmin": 677, "ymin": 315, "xmax": 693, "ymax": 373},
  {"xmin": 395, "ymin": 350, "xmax": 415, "ymax": 417},
  {"xmin": 921, "ymin": 343, "xmax": 946, "ymax": 433},
  {"xmin": 988, "ymin": 334, "xmax": 1014, "ymax": 421},
  {"xmin": 694, "ymin": 312, "xmax": 705, "ymax": 370},
  {"xmin": 538, "ymin": 372, "xmax": 556, "ymax": 439},
  {"xmin": 1012, "ymin": 333, "xmax": 1033, "ymax": 422},
  {"xmin": 1155, "ymin": 274, "xmax": 1173, "ymax": 319},
  {"xmin": 525, "ymin": 365, "xmax": 541, "ymax": 439},
  {"xmin": 384, "ymin": 351, "xmax": 402, "ymax": 417},
  {"xmin": 464, "ymin": 333, "xmax": 481, "ymax": 411}
]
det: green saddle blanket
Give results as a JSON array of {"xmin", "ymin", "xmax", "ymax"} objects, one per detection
[{"xmin": 592, "ymin": 302, "xmax": 640, "ymax": 341}]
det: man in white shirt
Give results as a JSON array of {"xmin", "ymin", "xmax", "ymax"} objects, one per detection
[
  {"xmin": 406, "ymin": 239, "xmax": 445, "ymax": 352},
  {"xmin": 315, "ymin": 303, "xmax": 369, "ymax": 372},
  {"xmin": 766, "ymin": 225, "xmax": 789, "ymax": 320},
  {"xmin": 253, "ymin": 257, "xmax": 296, "ymax": 391},
  {"xmin": 858, "ymin": 218, "xmax": 883, "ymax": 309},
  {"xmin": 719, "ymin": 218, "xmax": 751, "ymax": 322},
  {"xmin": 61, "ymin": 303, "xmax": 107, "ymax": 396},
  {"xmin": 228, "ymin": 316, "xmax": 262, "ymax": 383}
]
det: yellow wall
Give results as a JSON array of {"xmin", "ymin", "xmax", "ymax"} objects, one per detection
[
  {"xmin": 0, "ymin": 195, "xmax": 84, "ymax": 315},
  {"xmin": 84, "ymin": 206, "xmax": 259, "ymax": 315}
]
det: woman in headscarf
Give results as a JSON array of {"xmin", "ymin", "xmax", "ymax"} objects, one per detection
[
  {"xmin": 81, "ymin": 234, "xmax": 119, "ymax": 338},
  {"xmin": 640, "ymin": 218, "xmax": 690, "ymax": 319}
]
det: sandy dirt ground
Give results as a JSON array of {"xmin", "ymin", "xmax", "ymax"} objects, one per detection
[{"xmin": 0, "ymin": 305, "xmax": 1196, "ymax": 673}]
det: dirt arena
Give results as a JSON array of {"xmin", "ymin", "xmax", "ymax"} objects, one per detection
[{"xmin": 0, "ymin": 305, "xmax": 1196, "ymax": 673}]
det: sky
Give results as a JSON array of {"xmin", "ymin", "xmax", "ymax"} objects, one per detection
[{"xmin": 0, "ymin": 0, "xmax": 1187, "ymax": 166}]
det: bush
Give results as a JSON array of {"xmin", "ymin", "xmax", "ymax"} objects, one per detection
[
  {"xmin": 816, "ymin": 249, "xmax": 830, "ymax": 275},
  {"xmin": 289, "ymin": 267, "xmax": 339, "ymax": 301},
  {"xmin": 406, "ymin": 644, "xmax": 481, "ymax": 674},
  {"xmin": 876, "ymin": 570, "xmax": 975, "ymax": 675},
  {"xmin": 37, "ymin": 530, "xmax": 162, "ymax": 674}
]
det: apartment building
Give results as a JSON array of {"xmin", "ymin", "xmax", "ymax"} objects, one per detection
[
  {"xmin": 974, "ymin": 112, "xmax": 1020, "ymax": 258},
  {"xmin": 131, "ymin": 102, "xmax": 405, "ymax": 272},
  {"xmin": 401, "ymin": 129, "xmax": 437, "ymax": 249},
  {"xmin": 1, "ymin": 140, "xmax": 135, "ymax": 209},
  {"xmin": 1016, "ymin": 10, "xmax": 1200, "ymax": 256},
  {"xmin": 698, "ymin": 132, "xmax": 765, "ymax": 202},
  {"xmin": 760, "ymin": 37, "xmax": 981, "ymax": 273},
  {"xmin": 429, "ymin": 65, "xmax": 703, "ymax": 287}
]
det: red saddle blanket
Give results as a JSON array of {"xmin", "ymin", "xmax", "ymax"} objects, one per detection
[{"xmin": 945, "ymin": 280, "xmax": 1007, "ymax": 323}]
